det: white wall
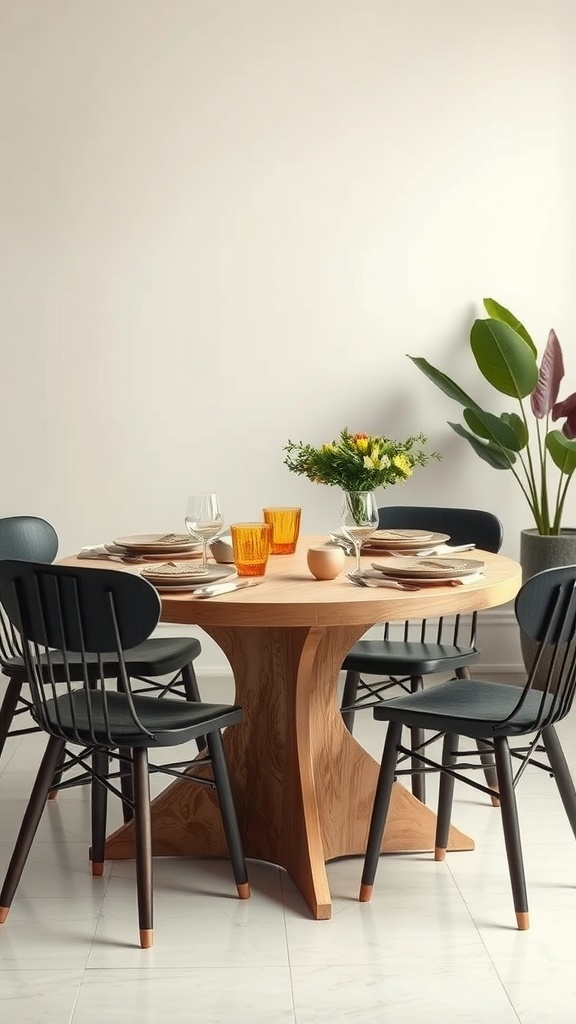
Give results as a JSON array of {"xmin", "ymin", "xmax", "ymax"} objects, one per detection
[{"xmin": 1, "ymin": 0, "xmax": 574, "ymax": 673}]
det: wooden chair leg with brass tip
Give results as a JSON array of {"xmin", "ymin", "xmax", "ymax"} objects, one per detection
[
  {"xmin": 494, "ymin": 736, "xmax": 530, "ymax": 931},
  {"xmin": 0, "ymin": 736, "xmax": 65, "ymax": 923},
  {"xmin": 132, "ymin": 747, "xmax": 154, "ymax": 949},
  {"xmin": 434, "ymin": 733, "xmax": 459, "ymax": 861},
  {"xmin": 359, "ymin": 720, "xmax": 402, "ymax": 903}
]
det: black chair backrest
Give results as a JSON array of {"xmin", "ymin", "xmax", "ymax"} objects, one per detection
[
  {"xmin": 502, "ymin": 566, "xmax": 576, "ymax": 730},
  {"xmin": 0, "ymin": 516, "xmax": 59, "ymax": 664},
  {"xmin": 0, "ymin": 561, "xmax": 162, "ymax": 744},
  {"xmin": 0, "ymin": 516, "xmax": 59, "ymax": 562},
  {"xmin": 376, "ymin": 506, "xmax": 503, "ymax": 646},
  {"xmin": 378, "ymin": 506, "xmax": 503, "ymax": 553}
]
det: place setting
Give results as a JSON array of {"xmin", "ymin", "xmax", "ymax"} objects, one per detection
[
  {"xmin": 78, "ymin": 532, "xmax": 203, "ymax": 563},
  {"xmin": 366, "ymin": 555, "xmax": 486, "ymax": 586}
]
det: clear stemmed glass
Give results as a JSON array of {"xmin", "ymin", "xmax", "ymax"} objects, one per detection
[
  {"xmin": 185, "ymin": 492, "xmax": 224, "ymax": 574},
  {"xmin": 340, "ymin": 491, "xmax": 379, "ymax": 574}
]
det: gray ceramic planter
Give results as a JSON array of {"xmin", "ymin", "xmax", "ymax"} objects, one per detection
[
  {"xmin": 520, "ymin": 528, "xmax": 576, "ymax": 584},
  {"xmin": 519, "ymin": 528, "xmax": 576, "ymax": 673}
]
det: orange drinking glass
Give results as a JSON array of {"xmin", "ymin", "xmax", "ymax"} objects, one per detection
[
  {"xmin": 230, "ymin": 523, "xmax": 272, "ymax": 576},
  {"xmin": 263, "ymin": 507, "xmax": 301, "ymax": 555}
]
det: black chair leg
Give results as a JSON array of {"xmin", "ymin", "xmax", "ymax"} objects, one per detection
[
  {"xmin": 434, "ymin": 732, "xmax": 459, "ymax": 860},
  {"xmin": 206, "ymin": 729, "xmax": 250, "ymax": 898},
  {"xmin": 0, "ymin": 676, "xmax": 23, "ymax": 759},
  {"xmin": 90, "ymin": 748, "xmax": 109, "ymax": 876},
  {"xmin": 132, "ymin": 747, "xmax": 153, "ymax": 949},
  {"xmin": 457, "ymin": 667, "xmax": 500, "ymax": 804},
  {"xmin": 542, "ymin": 725, "xmax": 576, "ymax": 838},
  {"xmin": 493, "ymin": 736, "xmax": 529, "ymax": 930},
  {"xmin": 409, "ymin": 675, "xmax": 426, "ymax": 803},
  {"xmin": 340, "ymin": 671, "xmax": 360, "ymax": 734},
  {"xmin": 47, "ymin": 747, "xmax": 68, "ymax": 801},
  {"xmin": 359, "ymin": 719, "xmax": 403, "ymax": 901},
  {"xmin": 181, "ymin": 662, "xmax": 207, "ymax": 751},
  {"xmin": 0, "ymin": 735, "xmax": 65, "ymax": 922},
  {"xmin": 118, "ymin": 747, "xmax": 134, "ymax": 823}
]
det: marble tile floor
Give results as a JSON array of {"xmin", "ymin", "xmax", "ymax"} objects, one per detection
[{"xmin": 1, "ymin": 693, "xmax": 576, "ymax": 1023}]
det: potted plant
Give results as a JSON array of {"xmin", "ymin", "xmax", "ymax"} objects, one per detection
[{"xmin": 409, "ymin": 298, "xmax": 576, "ymax": 586}]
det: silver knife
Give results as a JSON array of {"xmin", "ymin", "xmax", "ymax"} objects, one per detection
[{"xmin": 193, "ymin": 579, "xmax": 263, "ymax": 598}]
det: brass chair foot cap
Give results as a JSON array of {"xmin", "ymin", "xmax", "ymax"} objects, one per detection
[
  {"xmin": 91, "ymin": 862, "xmax": 104, "ymax": 877},
  {"xmin": 516, "ymin": 912, "xmax": 530, "ymax": 930},
  {"xmin": 139, "ymin": 929, "xmax": 153, "ymax": 948},
  {"xmin": 490, "ymin": 796, "xmax": 500, "ymax": 807},
  {"xmin": 0, "ymin": 906, "xmax": 9, "ymax": 923},
  {"xmin": 237, "ymin": 882, "xmax": 251, "ymax": 899},
  {"xmin": 434, "ymin": 847, "xmax": 447, "ymax": 862},
  {"xmin": 47, "ymin": 791, "xmax": 58, "ymax": 801},
  {"xmin": 358, "ymin": 883, "xmax": 373, "ymax": 902}
]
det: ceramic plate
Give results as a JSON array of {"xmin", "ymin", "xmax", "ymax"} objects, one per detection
[
  {"xmin": 140, "ymin": 563, "xmax": 236, "ymax": 586},
  {"xmin": 362, "ymin": 531, "xmax": 450, "ymax": 550},
  {"xmin": 113, "ymin": 533, "xmax": 195, "ymax": 553},
  {"xmin": 106, "ymin": 544, "xmax": 202, "ymax": 561},
  {"xmin": 371, "ymin": 557, "xmax": 485, "ymax": 579}
]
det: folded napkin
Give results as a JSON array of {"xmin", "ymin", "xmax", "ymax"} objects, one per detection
[{"xmin": 78, "ymin": 544, "xmax": 113, "ymax": 559}]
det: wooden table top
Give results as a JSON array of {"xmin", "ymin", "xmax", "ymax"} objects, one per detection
[{"xmin": 62, "ymin": 535, "xmax": 522, "ymax": 629}]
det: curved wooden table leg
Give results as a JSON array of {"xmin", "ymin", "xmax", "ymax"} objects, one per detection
[{"xmin": 104, "ymin": 623, "xmax": 473, "ymax": 918}]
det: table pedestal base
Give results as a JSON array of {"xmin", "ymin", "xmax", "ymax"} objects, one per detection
[{"xmin": 105, "ymin": 623, "xmax": 473, "ymax": 918}]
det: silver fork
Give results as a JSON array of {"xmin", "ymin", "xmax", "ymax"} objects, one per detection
[{"xmin": 346, "ymin": 572, "xmax": 420, "ymax": 592}]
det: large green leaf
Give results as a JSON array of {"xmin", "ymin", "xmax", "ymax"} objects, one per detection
[
  {"xmin": 449, "ymin": 421, "xmax": 515, "ymax": 469},
  {"xmin": 501, "ymin": 411, "xmax": 528, "ymax": 449},
  {"xmin": 546, "ymin": 430, "xmax": 576, "ymax": 476},
  {"xmin": 482, "ymin": 298, "xmax": 537, "ymax": 355},
  {"xmin": 408, "ymin": 356, "xmax": 482, "ymax": 411},
  {"xmin": 470, "ymin": 318, "xmax": 539, "ymax": 398},
  {"xmin": 463, "ymin": 408, "xmax": 524, "ymax": 451}
]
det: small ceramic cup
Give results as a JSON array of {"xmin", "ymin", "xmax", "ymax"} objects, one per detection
[
  {"xmin": 306, "ymin": 544, "xmax": 346, "ymax": 580},
  {"xmin": 209, "ymin": 536, "xmax": 235, "ymax": 563}
]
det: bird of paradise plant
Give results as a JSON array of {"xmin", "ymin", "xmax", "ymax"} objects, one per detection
[{"xmin": 409, "ymin": 298, "xmax": 576, "ymax": 535}]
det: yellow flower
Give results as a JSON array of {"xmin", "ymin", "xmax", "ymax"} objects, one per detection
[
  {"xmin": 354, "ymin": 434, "xmax": 369, "ymax": 452},
  {"xmin": 322, "ymin": 443, "xmax": 338, "ymax": 453},
  {"xmin": 363, "ymin": 455, "xmax": 375, "ymax": 469},
  {"xmin": 393, "ymin": 453, "xmax": 412, "ymax": 477}
]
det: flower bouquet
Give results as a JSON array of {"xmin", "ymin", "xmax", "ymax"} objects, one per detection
[{"xmin": 283, "ymin": 428, "xmax": 438, "ymax": 492}]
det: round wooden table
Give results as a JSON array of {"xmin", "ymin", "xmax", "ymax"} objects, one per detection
[{"xmin": 67, "ymin": 537, "xmax": 522, "ymax": 919}]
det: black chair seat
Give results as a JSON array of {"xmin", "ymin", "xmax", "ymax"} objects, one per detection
[
  {"xmin": 5, "ymin": 637, "xmax": 202, "ymax": 681},
  {"xmin": 39, "ymin": 691, "xmax": 242, "ymax": 747},
  {"xmin": 342, "ymin": 640, "xmax": 480, "ymax": 677},
  {"xmin": 374, "ymin": 677, "xmax": 554, "ymax": 738}
]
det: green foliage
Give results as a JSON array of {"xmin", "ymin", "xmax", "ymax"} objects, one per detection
[
  {"xmin": 410, "ymin": 299, "xmax": 576, "ymax": 535},
  {"xmin": 283, "ymin": 428, "xmax": 439, "ymax": 493}
]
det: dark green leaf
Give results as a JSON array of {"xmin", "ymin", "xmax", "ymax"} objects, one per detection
[
  {"xmin": 470, "ymin": 319, "xmax": 539, "ymax": 398},
  {"xmin": 449, "ymin": 421, "xmax": 515, "ymax": 468},
  {"xmin": 482, "ymin": 298, "xmax": 537, "ymax": 355},
  {"xmin": 463, "ymin": 408, "xmax": 524, "ymax": 451},
  {"xmin": 407, "ymin": 356, "xmax": 482, "ymax": 411},
  {"xmin": 501, "ymin": 412, "xmax": 528, "ymax": 448},
  {"xmin": 546, "ymin": 430, "xmax": 576, "ymax": 475}
]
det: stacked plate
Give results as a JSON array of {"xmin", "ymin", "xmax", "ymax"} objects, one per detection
[
  {"xmin": 361, "ymin": 529, "xmax": 450, "ymax": 554},
  {"xmin": 370, "ymin": 556, "xmax": 485, "ymax": 585},
  {"xmin": 110, "ymin": 533, "xmax": 202, "ymax": 561},
  {"xmin": 139, "ymin": 561, "xmax": 236, "ymax": 593}
]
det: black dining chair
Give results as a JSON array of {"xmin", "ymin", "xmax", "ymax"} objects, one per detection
[
  {"xmin": 358, "ymin": 565, "xmax": 576, "ymax": 930},
  {"xmin": 0, "ymin": 517, "xmax": 206, "ymax": 805},
  {"xmin": 0, "ymin": 560, "xmax": 250, "ymax": 948},
  {"xmin": 340, "ymin": 506, "xmax": 503, "ymax": 803}
]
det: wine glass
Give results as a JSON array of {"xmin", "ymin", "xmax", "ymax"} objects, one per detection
[
  {"xmin": 185, "ymin": 492, "xmax": 224, "ymax": 574},
  {"xmin": 340, "ymin": 491, "xmax": 379, "ymax": 574}
]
